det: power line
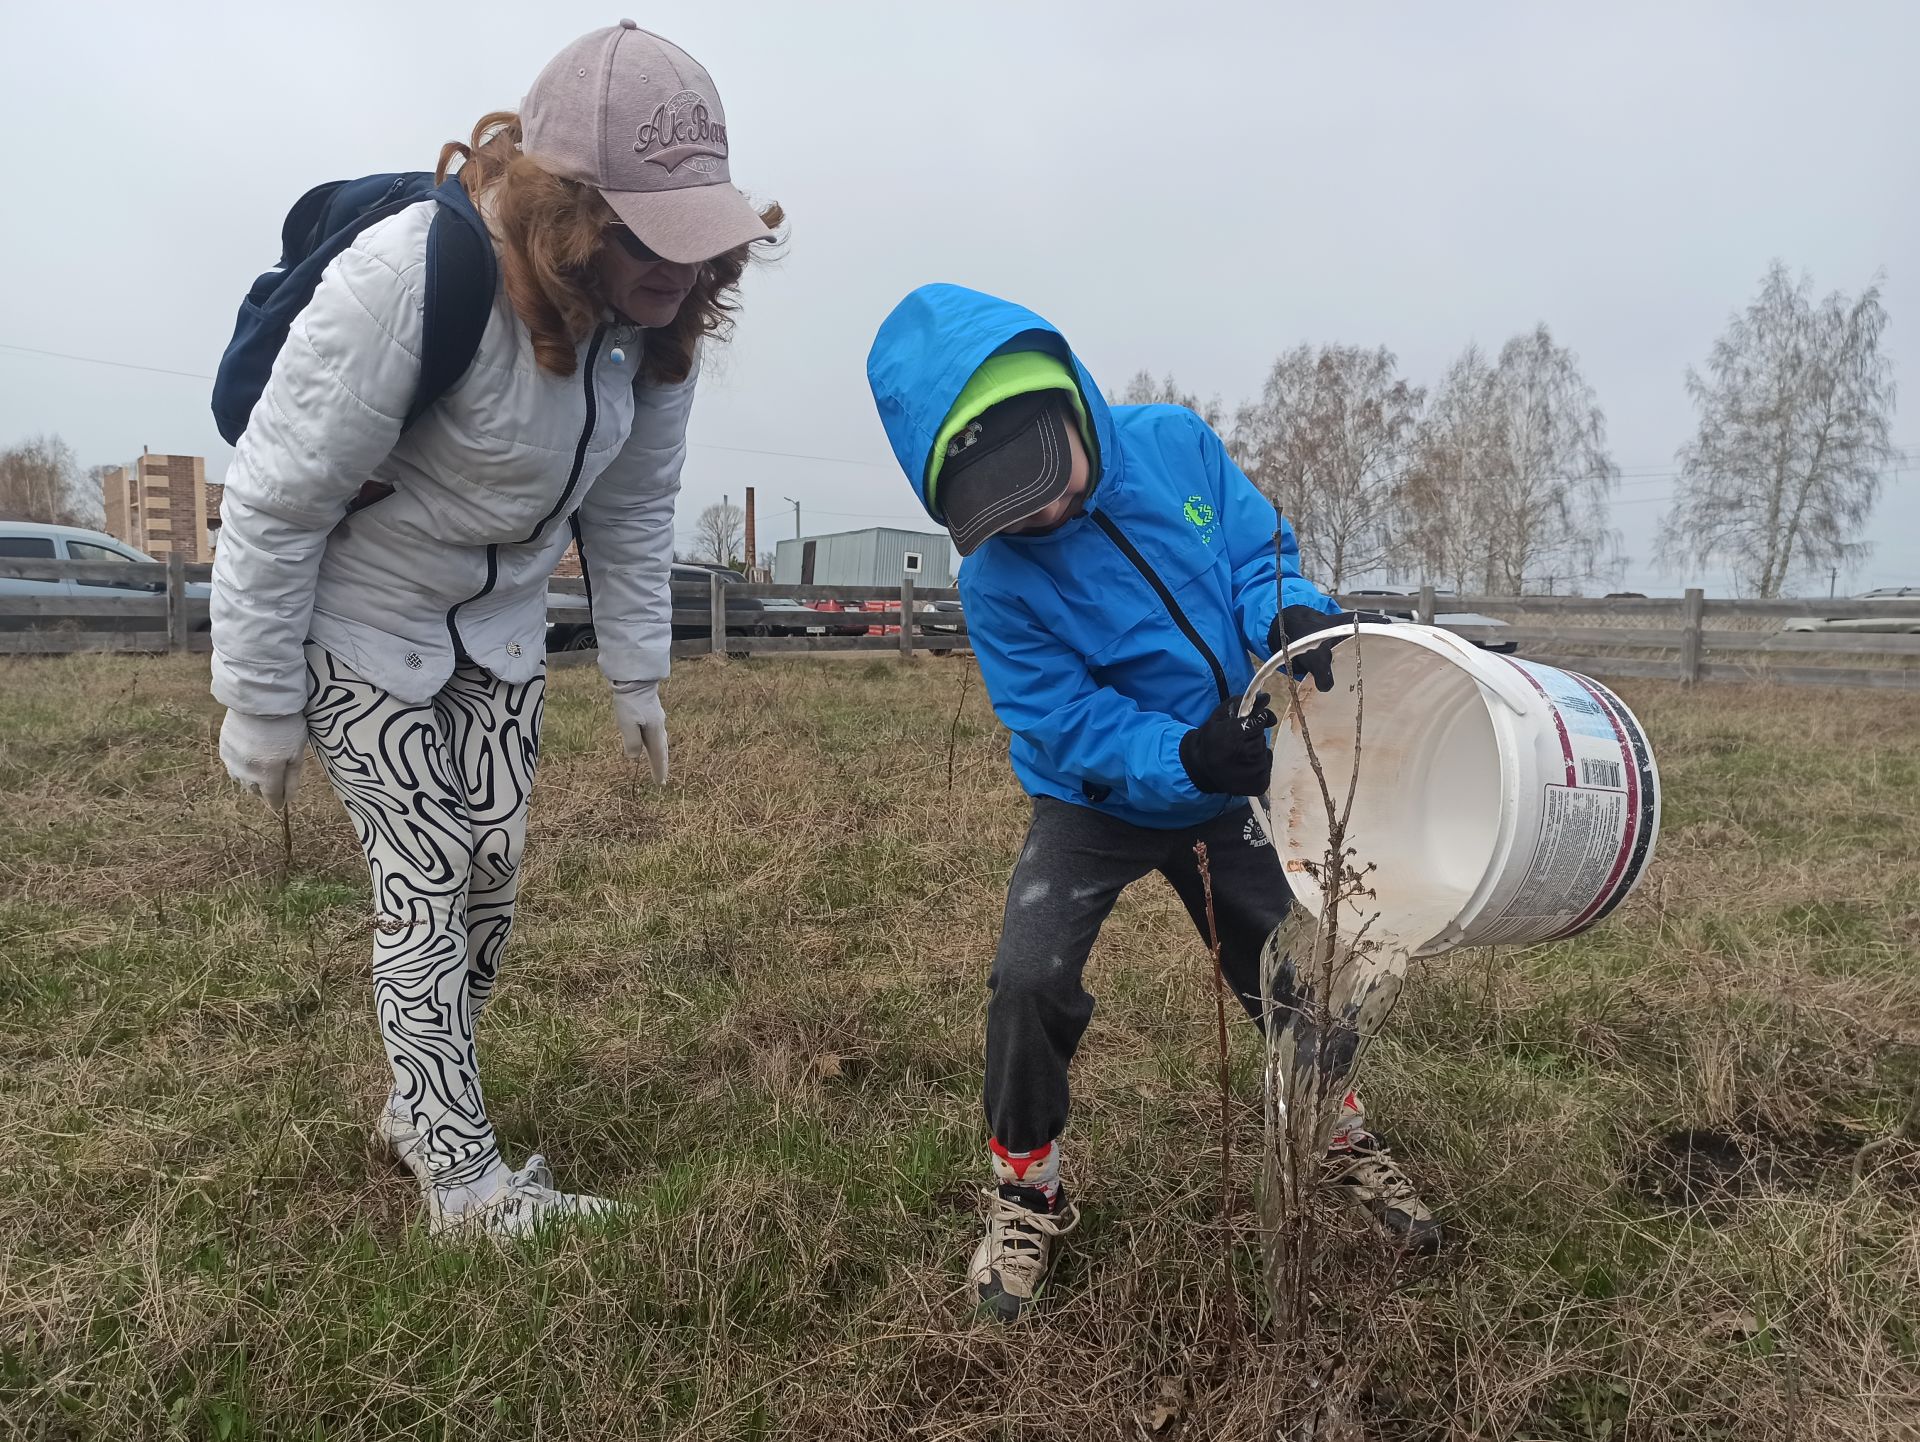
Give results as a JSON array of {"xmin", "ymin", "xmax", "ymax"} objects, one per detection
[
  {"xmin": 7, "ymin": 336, "xmax": 1914, "ymax": 496},
  {"xmin": 0, "ymin": 341, "xmax": 216, "ymax": 382},
  {"xmin": 0, "ymin": 337, "xmax": 901, "ymax": 472},
  {"xmin": 687, "ymin": 439, "xmax": 892, "ymax": 469},
  {"xmin": 795, "ymin": 504, "xmax": 933, "ymax": 524}
]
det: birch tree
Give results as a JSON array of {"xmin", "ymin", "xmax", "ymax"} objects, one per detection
[
  {"xmin": 1660, "ymin": 263, "xmax": 1895, "ymax": 596},
  {"xmin": 1404, "ymin": 327, "xmax": 1618, "ymax": 592},
  {"xmin": 1234, "ymin": 345, "xmax": 1424, "ymax": 589},
  {"xmin": 0, "ymin": 435, "xmax": 94, "ymax": 527}
]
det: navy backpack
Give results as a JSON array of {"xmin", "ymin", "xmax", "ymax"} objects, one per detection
[{"xmin": 212, "ymin": 172, "xmax": 497, "ymax": 446}]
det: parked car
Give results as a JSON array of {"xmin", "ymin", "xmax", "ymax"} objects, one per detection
[
  {"xmin": 544, "ymin": 591, "xmax": 598, "ymax": 650},
  {"xmin": 1311, "ymin": 590, "xmax": 1516, "ymax": 651},
  {"xmin": 668, "ymin": 567, "xmax": 865, "ymax": 640},
  {"xmin": 1781, "ymin": 588, "xmax": 1920, "ymax": 635},
  {"xmin": 753, "ymin": 598, "xmax": 835, "ymax": 636},
  {"xmin": 0, "ymin": 522, "xmax": 212, "ymax": 600},
  {"xmin": 1431, "ymin": 613, "xmax": 1518, "ymax": 653},
  {"xmin": 806, "ymin": 598, "xmax": 881, "ymax": 637},
  {"xmin": 923, "ymin": 599, "xmax": 967, "ymax": 655},
  {"xmin": 0, "ymin": 524, "xmax": 214, "ymax": 640},
  {"xmin": 1780, "ymin": 605, "xmax": 1920, "ymax": 635},
  {"xmin": 545, "ymin": 564, "xmax": 849, "ymax": 650},
  {"xmin": 548, "ymin": 562, "xmax": 735, "ymax": 650},
  {"xmin": 667, "ymin": 562, "xmax": 739, "ymax": 642}
]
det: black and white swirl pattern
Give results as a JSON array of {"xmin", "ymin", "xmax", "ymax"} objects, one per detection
[{"xmin": 303, "ymin": 645, "xmax": 543, "ymax": 1188}]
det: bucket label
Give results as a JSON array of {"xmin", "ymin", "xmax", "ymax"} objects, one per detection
[
  {"xmin": 1472, "ymin": 785, "xmax": 1629, "ymax": 943},
  {"xmin": 1469, "ymin": 663, "xmax": 1658, "ymax": 949},
  {"xmin": 1508, "ymin": 659, "xmax": 1622, "ymax": 743}
]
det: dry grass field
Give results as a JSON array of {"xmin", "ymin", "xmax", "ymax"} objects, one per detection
[{"xmin": 2, "ymin": 653, "xmax": 1917, "ymax": 1439}]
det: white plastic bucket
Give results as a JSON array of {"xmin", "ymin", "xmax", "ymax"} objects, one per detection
[{"xmin": 1247, "ymin": 623, "xmax": 1660, "ymax": 958}]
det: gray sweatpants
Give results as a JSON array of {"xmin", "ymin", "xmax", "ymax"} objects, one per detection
[{"xmin": 984, "ymin": 796, "xmax": 1292, "ymax": 1152}]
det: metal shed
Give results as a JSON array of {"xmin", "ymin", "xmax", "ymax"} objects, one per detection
[{"xmin": 773, "ymin": 527, "xmax": 956, "ymax": 587}]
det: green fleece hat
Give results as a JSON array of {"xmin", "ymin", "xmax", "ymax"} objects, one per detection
[{"xmin": 925, "ymin": 350, "xmax": 1092, "ymax": 513}]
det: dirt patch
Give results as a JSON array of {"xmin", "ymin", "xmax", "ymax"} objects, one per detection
[{"xmin": 1627, "ymin": 1120, "xmax": 1918, "ymax": 1212}]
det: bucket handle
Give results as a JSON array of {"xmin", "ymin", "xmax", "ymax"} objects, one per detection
[
  {"xmin": 1392, "ymin": 624, "xmax": 1535, "ymax": 717},
  {"xmin": 1238, "ymin": 643, "xmax": 1310, "ymax": 850}
]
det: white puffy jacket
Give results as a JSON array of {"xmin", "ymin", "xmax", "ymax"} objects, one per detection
[{"xmin": 211, "ymin": 198, "xmax": 693, "ymax": 716}]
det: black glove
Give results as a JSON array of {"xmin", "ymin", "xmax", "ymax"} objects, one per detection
[
  {"xmin": 1269, "ymin": 606, "xmax": 1363, "ymax": 693},
  {"xmin": 1179, "ymin": 693, "xmax": 1279, "ymax": 796}
]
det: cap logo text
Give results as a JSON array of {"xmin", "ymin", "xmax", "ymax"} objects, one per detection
[{"xmin": 635, "ymin": 91, "xmax": 728, "ymax": 175}]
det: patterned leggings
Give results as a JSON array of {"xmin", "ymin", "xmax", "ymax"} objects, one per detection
[{"xmin": 303, "ymin": 644, "xmax": 543, "ymax": 1188}]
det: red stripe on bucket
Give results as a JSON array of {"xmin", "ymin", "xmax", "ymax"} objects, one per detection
[
  {"xmin": 1553, "ymin": 672, "xmax": 1641, "ymax": 939},
  {"xmin": 1581, "ymin": 679, "xmax": 1661, "ymax": 931},
  {"xmin": 1499, "ymin": 656, "xmax": 1577, "ymax": 786}
]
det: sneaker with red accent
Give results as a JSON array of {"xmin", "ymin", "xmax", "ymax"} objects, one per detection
[
  {"xmin": 969, "ymin": 1140, "xmax": 1080, "ymax": 1319},
  {"xmin": 1322, "ymin": 1092, "xmax": 1443, "ymax": 1254}
]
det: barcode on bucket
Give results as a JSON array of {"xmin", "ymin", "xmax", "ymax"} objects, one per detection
[{"xmin": 1581, "ymin": 757, "xmax": 1623, "ymax": 789}]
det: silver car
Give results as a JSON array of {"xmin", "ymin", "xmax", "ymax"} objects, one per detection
[
  {"xmin": 0, "ymin": 521, "xmax": 211, "ymax": 600},
  {"xmin": 1780, "ymin": 589, "xmax": 1920, "ymax": 635}
]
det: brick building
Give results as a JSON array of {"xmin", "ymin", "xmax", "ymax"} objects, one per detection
[{"xmin": 100, "ymin": 450, "xmax": 214, "ymax": 561}]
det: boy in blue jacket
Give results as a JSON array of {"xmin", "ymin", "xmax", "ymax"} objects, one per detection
[{"xmin": 867, "ymin": 285, "xmax": 1439, "ymax": 1319}]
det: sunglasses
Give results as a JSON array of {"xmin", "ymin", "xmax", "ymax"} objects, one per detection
[{"xmin": 603, "ymin": 222, "xmax": 669, "ymax": 264}]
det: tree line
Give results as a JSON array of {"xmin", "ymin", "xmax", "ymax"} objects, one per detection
[
  {"xmin": 6, "ymin": 266, "xmax": 1893, "ymax": 599},
  {"xmin": 0, "ymin": 435, "xmax": 104, "ymax": 532},
  {"xmin": 1119, "ymin": 261, "xmax": 1896, "ymax": 598}
]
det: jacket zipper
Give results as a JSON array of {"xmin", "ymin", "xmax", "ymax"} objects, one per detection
[
  {"xmin": 1090, "ymin": 510, "xmax": 1230, "ymax": 703},
  {"xmin": 446, "ymin": 324, "xmax": 606, "ymax": 658},
  {"xmin": 523, "ymin": 326, "xmax": 607, "ymax": 544}
]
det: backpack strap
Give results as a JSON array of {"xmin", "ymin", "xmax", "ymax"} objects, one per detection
[{"xmin": 407, "ymin": 175, "xmax": 499, "ymax": 430}]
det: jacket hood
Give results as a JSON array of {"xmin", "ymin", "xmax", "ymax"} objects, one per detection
[{"xmin": 866, "ymin": 284, "xmax": 1117, "ymax": 527}]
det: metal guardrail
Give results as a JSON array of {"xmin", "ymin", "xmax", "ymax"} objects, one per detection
[{"xmin": 3, "ymin": 562, "xmax": 1917, "ymax": 687}]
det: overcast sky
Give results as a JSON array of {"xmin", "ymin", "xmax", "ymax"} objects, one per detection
[{"xmin": 3, "ymin": 1, "xmax": 1914, "ymax": 595}]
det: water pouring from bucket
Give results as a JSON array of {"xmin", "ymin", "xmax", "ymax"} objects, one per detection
[{"xmin": 1244, "ymin": 619, "xmax": 1662, "ymax": 1150}]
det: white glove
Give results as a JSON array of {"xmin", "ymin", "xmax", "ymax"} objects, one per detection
[
  {"xmin": 611, "ymin": 679, "xmax": 669, "ymax": 784},
  {"xmin": 218, "ymin": 709, "xmax": 309, "ymax": 811}
]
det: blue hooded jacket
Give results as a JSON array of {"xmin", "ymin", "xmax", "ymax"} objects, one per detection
[{"xmin": 867, "ymin": 284, "xmax": 1340, "ymax": 829}]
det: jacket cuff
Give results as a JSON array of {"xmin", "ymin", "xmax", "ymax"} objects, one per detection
[
  {"xmin": 594, "ymin": 635, "xmax": 671, "ymax": 687},
  {"xmin": 211, "ymin": 654, "xmax": 309, "ymax": 718},
  {"xmin": 1281, "ymin": 579, "xmax": 1342, "ymax": 616},
  {"xmin": 1155, "ymin": 721, "xmax": 1208, "ymax": 806}
]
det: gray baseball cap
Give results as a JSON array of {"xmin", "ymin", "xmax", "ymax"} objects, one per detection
[{"xmin": 521, "ymin": 20, "xmax": 773, "ymax": 264}]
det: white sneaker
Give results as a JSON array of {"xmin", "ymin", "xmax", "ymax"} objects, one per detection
[
  {"xmin": 968, "ymin": 1188, "xmax": 1080, "ymax": 1320},
  {"xmin": 426, "ymin": 1153, "xmax": 622, "ymax": 1240},
  {"xmin": 372, "ymin": 1100, "xmax": 434, "ymax": 1188}
]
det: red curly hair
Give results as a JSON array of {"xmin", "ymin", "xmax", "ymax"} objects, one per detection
[{"xmin": 436, "ymin": 111, "xmax": 782, "ymax": 383}]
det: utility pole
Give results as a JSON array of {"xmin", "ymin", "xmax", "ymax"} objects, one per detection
[{"xmin": 783, "ymin": 495, "xmax": 801, "ymax": 539}]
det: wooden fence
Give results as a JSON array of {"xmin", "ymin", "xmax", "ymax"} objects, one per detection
[
  {"xmin": 544, "ymin": 574, "xmax": 964, "ymax": 664},
  {"xmin": 3, "ymin": 560, "xmax": 1916, "ymax": 690},
  {"xmin": 1375, "ymin": 585, "xmax": 1920, "ymax": 692},
  {"xmin": 0, "ymin": 555, "xmax": 209, "ymax": 655}
]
